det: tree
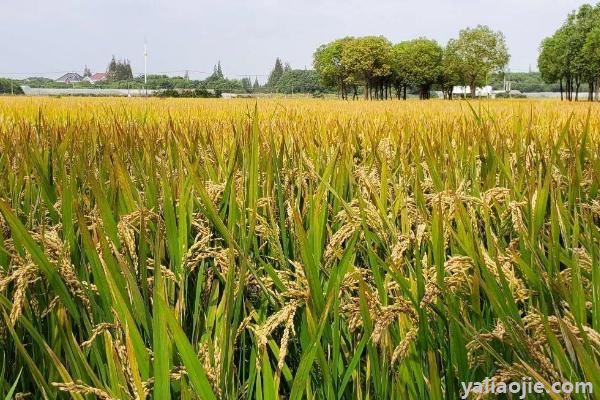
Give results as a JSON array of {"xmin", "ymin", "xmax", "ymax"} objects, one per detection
[
  {"xmin": 313, "ymin": 30, "xmax": 504, "ymax": 101},
  {"xmin": 253, "ymin": 77, "xmax": 261, "ymax": 91},
  {"xmin": 241, "ymin": 77, "xmax": 252, "ymax": 92},
  {"xmin": 439, "ymin": 46, "xmax": 463, "ymax": 99},
  {"xmin": 215, "ymin": 61, "xmax": 224, "ymax": 79},
  {"xmin": 391, "ymin": 38, "xmax": 442, "ymax": 99},
  {"xmin": 205, "ymin": 61, "xmax": 226, "ymax": 84},
  {"xmin": 83, "ymin": 65, "xmax": 92, "ymax": 78},
  {"xmin": 575, "ymin": 4, "xmax": 600, "ymax": 100},
  {"xmin": 106, "ymin": 56, "xmax": 133, "ymax": 81},
  {"xmin": 0, "ymin": 78, "xmax": 23, "ymax": 94},
  {"xmin": 313, "ymin": 37, "xmax": 354, "ymax": 99},
  {"xmin": 487, "ymin": 71, "xmax": 560, "ymax": 93},
  {"xmin": 567, "ymin": 4, "xmax": 598, "ymax": 100},
  {"xmin": 390, "ymin": 41, "xmax": 411, "ymax": 100},
  {"xmin": 539, "ymin": 35, "xmax": 565, "ymax": 99},
  {"xmin": 537, "ymin": 3, "xmax": 600, "ymax": 101},
  {"xmin": 274, "ymin": 69, "xmax": 323, "ymax": 94},
  {"xmin": 267, "ymin": 58, "xmax": 284, "ymax": 88},
  {"xmin": 446, "ymin": 25, "xmax": 509, "ymax": 98},
  {"xmin": 107, "ymin": 56, "xmax": 117, "ymax": 78},
  {"xmin": 582, "ymin": 25, "xmax": 600, "ymax": 101},
  {"xmin": 341, "ymin": 36, "xmax": 392, "ymax": 100}
]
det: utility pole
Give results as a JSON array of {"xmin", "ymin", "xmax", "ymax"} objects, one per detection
[{"xmin": 144, "ymin": 41, "xmax": 148, "ymax": 97}]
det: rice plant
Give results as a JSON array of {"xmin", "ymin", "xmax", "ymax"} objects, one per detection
[{"xmin": 0, "ymin": 97, "xmax": 598, "ymax": 399}]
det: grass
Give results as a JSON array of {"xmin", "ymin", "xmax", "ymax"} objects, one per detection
[{"xmin": 0, "ymin": 97, "xmax": 598, "ymax": 399}]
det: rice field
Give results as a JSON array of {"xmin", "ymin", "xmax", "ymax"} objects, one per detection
[{"xmin": 0, "ymin": 97, "xmax": 599, "ymax": 399}]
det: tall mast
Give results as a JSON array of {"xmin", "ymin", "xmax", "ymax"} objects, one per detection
[{"xmin": 144, "ymin": 41, "xmax": 148, "ymax": 95}]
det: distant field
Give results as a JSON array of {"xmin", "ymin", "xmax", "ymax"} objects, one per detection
[{"xmin": 0, "ymin": 98, "xmax": 598, "ymax": 399}]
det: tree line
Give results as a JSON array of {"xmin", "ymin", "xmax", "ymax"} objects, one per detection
[
  {"xmin": 313, "ymin": 26, "xmax": 510, "ymax": 100},
  {"xmin": 264, "ymin": 58, "xmax": 324, "ymax": 94},
  {"xmin": 538, "ymin": 2, "xmax": 600, "ymax": 101}
]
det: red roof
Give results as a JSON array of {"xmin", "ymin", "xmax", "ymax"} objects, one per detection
[{"xmin": 90, "ymin": 73, "xmax": 107, "ymax": 81}]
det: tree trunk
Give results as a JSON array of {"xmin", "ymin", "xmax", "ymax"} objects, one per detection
[
  {"xmin": 595, "ymin": 77, "xmax": 600, "ymax": 102},
  {"xmin": 569, "ymin": 77, "xmax": 574, "ymax": 101},
  {"xmin": 403, "ymin": 85, "xmax": 407, "ymax": 100},
  {"xmin": 470, "ymin": 83, "xmax": 476, "ymax": 99},
  {"xmin": 560, "ymin": 79, "xmax": 563, "ymax": 101}
]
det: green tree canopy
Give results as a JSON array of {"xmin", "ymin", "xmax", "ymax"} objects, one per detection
[
  {"xmin": 538, "ymin": 2, "xmax": 600, "ymax": 101},
  {"xmin": 582, "ymin": 25, "xmax": 600, "ymax": 91},
  {"xmin": 274, "ymin": 69, "xmax": 323, "ymax": 94},
  {"xmin": 391, "ymin": 38, "xmax": 443, "ymax": 99},
  {"xmin": 341, "ymin": 36, "xmax": 392, "ymax": 99},
  {"xmin": 313, "ymin": 37, "xmax": 354, "ymax": 99},
  {"xmin": 106, "ymin": 56, "xmax": 133, "ymax": 81},
  {"xmin": 538, "ymin": 36, "xmax": 562, "ymax": 85},
  {"xmin": 445, "ymin": 25, "xmax": 509, "ymax": 98},
  {"xmin": 267, "ymin": 58, "xmax": 284, "ymax": 88},
  {"xmin": 206, "ymin": 61, "xmax": 225, "ymax": 83},
  {"xmin": 313, "ymin": 29, "xmax": 510, "ymax": 101}
]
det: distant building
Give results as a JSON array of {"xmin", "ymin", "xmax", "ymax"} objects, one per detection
[
  {"xmin": 452, "ymin": 85, "xmax": 493, "ymax": 98},
  {"xmin": 84, "ymin": 72, "xmax": 107, "ymax": 84},
  {"xmin": 55, "ymin": 73, "xmax": 83, "ymax": 83}
]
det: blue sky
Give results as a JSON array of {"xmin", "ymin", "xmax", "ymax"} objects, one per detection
[{"xmin": 0, "ymin": 0, "xmax": 591, "ymax": 80}]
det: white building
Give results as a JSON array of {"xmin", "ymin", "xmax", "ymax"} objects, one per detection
[{"xmin": 452, "ymin": 85, "xmax": 493, "ymax": 97}]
